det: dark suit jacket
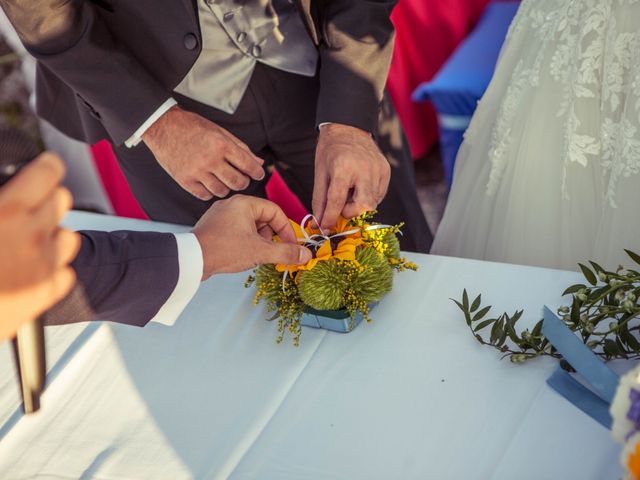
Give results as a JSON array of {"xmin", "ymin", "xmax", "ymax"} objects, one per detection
[
  {"xmin": 45, "ymin": 230, "xmax": 181, "ymax": 328},
  {"xmin": 1, "ymin": 0, "xmax": 397, "ymax": 145}
]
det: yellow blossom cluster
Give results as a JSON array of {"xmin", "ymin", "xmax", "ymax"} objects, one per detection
[{"xmin": 389, "ymin": 257, "xmax": 419, "ymax": 272}]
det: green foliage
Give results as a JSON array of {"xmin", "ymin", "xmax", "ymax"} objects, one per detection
[
  {"xmin": 254, "ymin": 264, "xmax": 281, "ymax": 303},
  {"xmin": 455, "ymin": 250, "xmax": 640, "ymax": 364},
  {"xmin": 249, "ymin": 264, "xmax": 305, "ymax": 346}
]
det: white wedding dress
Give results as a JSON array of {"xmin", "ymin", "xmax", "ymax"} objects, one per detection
[{"xmin": 431, "ymin": 0, "xmax": 640, "ymax": 271}]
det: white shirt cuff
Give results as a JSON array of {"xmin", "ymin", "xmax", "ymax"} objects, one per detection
[
  {"xmin": 149, "ymin": 232, "xmax": 203, "ymax": 326},
  {"xmin": 318, "ymin": 122, "xmax": 373, "ymax": 137},
  {"xmin": 124, "ymin": 97, "xmax": 178, "ymax": 148}
]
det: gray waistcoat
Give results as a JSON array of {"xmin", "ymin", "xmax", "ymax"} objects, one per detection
[{"xmin": 175, "ymin": 0, "xmax": 318, "ymax": 114}]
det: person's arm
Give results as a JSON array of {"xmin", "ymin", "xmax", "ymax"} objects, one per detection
[
  {"xmin": 0, "ymin": 153, "xmax": 79, "ymax": 340},
  {"xmin": 43, "ymin": 230, "xmax": 198, "ymax": 328},
  {"xmin": 0, "ymin": 0, "xmax": 168, "ymax": 145},
  {"xmin": 312, "ymin": 0, "xmax": 397, "ymax": 230},
  {"xmin": 45, "ymin": 195, "xmax": 312, "ymax": 328},
  {"xmin": 315, "ymin": 0, "xmax": 398, "ymax": 134},
  {"xmin": 1, "ymin": 1, "xmax": 268, "ymax": 200}
]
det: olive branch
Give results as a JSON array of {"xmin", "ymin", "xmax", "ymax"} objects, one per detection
[{"xmin": 454, "ymin": 250, "xmax": 640, "ymax": 364}]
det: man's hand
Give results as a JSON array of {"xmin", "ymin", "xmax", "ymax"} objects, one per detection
[
  {"xmin": 0, "ymin": 153, "xmax": 80, "ymax": 340},
  {"xmin": 192, "ymin": 195, "xmax": 312, "ymax": 279},
  {"xmin": 313, "ymin": 123, "xmax": 390, "ymax": 230},
  {"xmin": 142, "ymin": 105, "xmax": 266, "ymax": 201}
]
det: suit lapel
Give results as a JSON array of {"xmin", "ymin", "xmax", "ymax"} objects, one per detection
[
  {"xmin": 294, "ymin": 0, "xmax": 319, "ymax": 45},
  {"xmin": 181, "ymin": 0, "xmax": 199, "ymax": 29}
]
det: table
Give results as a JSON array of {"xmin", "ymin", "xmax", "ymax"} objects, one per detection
[{"xmin": 0, "ymin": 212, "xmax": 621, "ymax": 479}]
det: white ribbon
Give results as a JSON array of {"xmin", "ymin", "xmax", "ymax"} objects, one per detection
[
  {"xmin": 295, "ymin": 214, "xmax": 395, "ymax": 247},
  {"xmin": 280, "ymin": 215, "xmax": 399, "ymax": 292}
]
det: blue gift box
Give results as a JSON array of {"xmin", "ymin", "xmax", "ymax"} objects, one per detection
[{"xmin": 299, "ymin": 304, "xmax": 376, "ymax": 333}]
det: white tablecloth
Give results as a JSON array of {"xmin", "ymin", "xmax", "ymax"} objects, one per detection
[{"xmin": 0, "ymin": 212, "xmax": 622, "ymax": 479}]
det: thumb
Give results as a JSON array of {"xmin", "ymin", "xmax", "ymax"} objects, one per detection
[{"xmin": 258, "ymin": 240, "xmax": 312, "ymax": 266}]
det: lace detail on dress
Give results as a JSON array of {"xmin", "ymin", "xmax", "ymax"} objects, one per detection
[
  {"xmin": 486, "ymin": 60, "xmax": 529, "ymax": 196},
  {"xmin": 485, "ymin": 0, "xmax": 561, "ymax": 196},
  {"xmin": 484, "ymin": 0, "xmax": 640, "ymax": 206}
]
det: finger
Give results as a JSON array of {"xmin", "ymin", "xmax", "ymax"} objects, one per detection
[
  {"xmin": 246, "ymin": 196, "xmax": 298, "ymax": 243},
  {"xmin": 342, "ymin": 183, "xmax": 377, "ymax": 219},
  {"xmin": 221, "ymin": 130, "xmax": 265, "ymax": 165},
  {"xmin": 377, "ymin": 163, "xmax": 391, "ymax": 203},
  {"xmin": 216, "ymin": 163, "xmax": 251, "ymax": 192},
  {"xmin": 189, "ymin": 181, "xmax": 215, "ymax": 201},
  {"xmin": 201, "ymin": 175, "xmax": 231, "ymax": 198},
  {"xmin": 320, "ymin": 177, "xmax": 350, "ymax": 230},
  {"xmin": 26, "ymin": 266, "xmax": 77, "ymax": 320},
  {"xmin": 311, "ymin": 166, "xmax": 328, "ymax": 223},
  {"xmin": 2, "ymin": 152, "xmax": 65, "ymax": 209},
  {"xmin": 257, "ymin": 240, "xmax": 312, "ymax": 266},
  {"xmin": 257, "ymin": 224, "xmax": 275, "ymax": 241},
  {"xmin": 41, "ymin": 266, "xmax": 77, "ymax": 312},
  {"xmin": 224, "ymin": 144, "xmax": 265, "ymax": 181},
  {"xmin": 53, "ymin": 228, "xmax": 81, "ymax": 268},
  {"xmin": 54, "ymin": 187, "xmax": 73, "ymax": 221},
  {"xmin": 30, "ymin": 187, "xmax": 73, "ymax": 236}
]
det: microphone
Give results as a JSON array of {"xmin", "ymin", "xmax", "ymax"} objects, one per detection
[{"xmin": 0, "ymin": 125, "xmax": 47, "ymax": 414}]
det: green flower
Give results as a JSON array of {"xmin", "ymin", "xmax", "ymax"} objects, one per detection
[
  {"xmin": 352, "ymin": 247, "xmax": 393, "ymax": 303},
  {"xmin": 298, "ymin": 259, "xmax": 348, "ymax": 311},
  {"xmin": 254, "ymin": 264, "xmax": 283, "ymax": 303},
  {"xmin": 381, "ymin": 231, "xmax": 401, "ymax": 260}
]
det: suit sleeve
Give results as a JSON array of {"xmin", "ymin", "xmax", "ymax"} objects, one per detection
[
  {"xmin": 0, "ymin": 1, "xmax": 168, "ymax": 145},
  {"xmin": 316, "ymin": 0, "xmax": 398, "ymax": 135},
  {"xmin": 45, "ymin": 230, "xmax": 181, "ymax": 328}
]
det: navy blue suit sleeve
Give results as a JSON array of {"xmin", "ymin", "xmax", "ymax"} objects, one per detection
[{"xmin": 45, "ymin": 230, "xmax": 179, "ymax": 328}]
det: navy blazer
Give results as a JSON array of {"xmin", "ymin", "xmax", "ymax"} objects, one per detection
[{"xmin": 45, "ymin": 231, "xmax": 180, "ymax": 328}]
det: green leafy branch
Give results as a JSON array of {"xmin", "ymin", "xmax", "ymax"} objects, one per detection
[{"xmin": 454, "ymin": 250, "xmax": 640, "ymax": 364}]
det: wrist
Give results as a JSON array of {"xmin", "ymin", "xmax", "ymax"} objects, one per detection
[
  {"xmin": 319, "ymin": 123, "xmax": 371, "ymax": 140},
  {"xmin": 191, "ymin": 228, "xmax": 210, "ymax": 281},
  {"xmin": 142, "ymin": 105, "xmax": 182, "ymax": 147}
]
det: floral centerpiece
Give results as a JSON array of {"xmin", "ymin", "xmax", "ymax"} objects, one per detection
[{"xmin": 246, "ymin": 212, "xmax": 417, "ymax": 345}]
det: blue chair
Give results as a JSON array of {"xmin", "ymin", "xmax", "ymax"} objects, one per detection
[{"xmin": 413, "ymin": 1, "xmax": 520, "ymax": 187}]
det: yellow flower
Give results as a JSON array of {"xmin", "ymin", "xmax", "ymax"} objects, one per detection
[
  {"xmin": 275, "ymin": 217, "xmax": 364, "ymax": 276},
  {"xmin": 334, "ymin": 216, "xmax": 362, "ymax": 238},
  {"xmin": 332, "ymin": 237, "xmax": 363, "ymax": 261}
]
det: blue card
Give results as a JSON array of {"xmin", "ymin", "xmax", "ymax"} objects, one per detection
[
  {"xmin": 546, "ymin": 367, "xmax": 613, "ymax": 429},
  {"xmin": 542, "ymin": 306, "xmax": 620, "ymax": 427}
]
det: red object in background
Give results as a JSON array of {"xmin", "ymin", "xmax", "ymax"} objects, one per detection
[
  {"xmin": 265, "ymin": 170, "xmax": 308, "ymax": 224},
  {"xmin": 388, "ymin": 0, "xmax": 492, "ymax": 159},
  {"xmin": 90, "ymin": 140, "xmax": 307, "ymax": 222},
  {"xmin": 90, "ymin": 140, "xmax": 148, "ymax": 220}
]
